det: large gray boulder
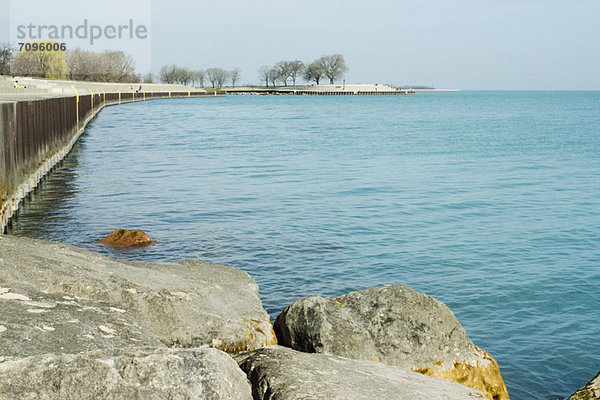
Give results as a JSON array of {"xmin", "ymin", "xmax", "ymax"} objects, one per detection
[
  {"xmin": 274, "ymin": 285, "xmax": 508, "ymax": 400},
  {"xmin": 0, "ymin": 348, "xmax": 252, "ymax": 400},
  {"xmin": 567, "ymin": 371, "xmax": 600, "ymax": 399},
  {"xmin": 0, "ymin": 283, "xmax": 162, "ymax": 358},
  {"xmin": 0, "ymin": 234, "xmax": 276, "ymax": 355},
  {"xmin": 235, "ymin": 345, "xmax": 486, "ymax": 400}
]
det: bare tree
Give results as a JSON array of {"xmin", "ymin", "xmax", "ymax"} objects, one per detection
[
  {"xmin": 66, "ymin": 48, "xmax": 93, "ymax": 80},
  {"xmin": 287, "ymin": 60, "xmax": 305, "ymax": 86},
  {"xmin": 159, "ymin": 65, "xmax": 192, "ymax": 85},
  {"xmin": 303, "ymin": 60, "xmax": 325, "ymax": 85},
  {"xmin": 103, "ymin": 51, "xmax": 136, "ymax": 82},
  {"xmin": 174, "ymin": 67, "xmax": 192, "ymax": 85},
  {"xmin": 159, "ymin": 65, "xmax": 178, "ymax": 84},
  {"xmin": 129, "ymin": 73, "xmax": 142, "ymax": 83},
  {"xmin": 67, "ymin": 49, "xmax": 137, "ymax": 82},
  {"xmin": 274, "ymin": 61, "xmax": 291, "ymax": 86},
  {"xmin": 216, "ymin": 69, "xmax": 229, "ymax": 88},
  {"xmin": 268, "ymin": 67, "xmax": 279, "ymax": 87},
  {"xmin": 206, "ymin": 68, "xmax": 218, "ymax": 87},
  {"xmin": 206, "ymin": 67, "xmax": 228, "ymax": 88},
  {"xmin": 0, "ymin": 42, "xmax": 13, "ymax": 75},
  {"xmin": 258, "ymin": 65, "xmax": 271, "ymax": 87},
  {"xmin": 67, "ymin": 48, "xmax": 111, "ymax": 81},
  {"xmin": 192, "ymin": 70, "xmax": 205, "ymax": 87},
  {"xmin": 317, "ymin": 54, "xmax": 347, "ymax": 84},
  {"xmin": 142, "ymin": 73, "xmax": 154, "ymax": 83},
  {"xmin": 230, "ymin": 67, "xmax": 241, "ymax": 87},
  {"xmin": 11, "ymin": 53, "xmax": 44, "ymax": 77}
]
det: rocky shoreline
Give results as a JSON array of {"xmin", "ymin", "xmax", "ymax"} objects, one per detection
[{"xmin": 0, "ymin": 234, "xmax": 596, "ymax": 399}]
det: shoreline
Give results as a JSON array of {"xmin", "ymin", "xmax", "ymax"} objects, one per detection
[
  {"xmin": 0, "ymin": 234, "xmax": 507, "ymax": 399},
  {"xmin": 2, "ymin": 79, "xmax": 596, "ymax": 398},
  {"xmin": 0, "ymin": 76, "xmax": 430, "ymax": 231},
  {"xmin": 1, "ymin": 233, "xmax": 595, "ymax": 399},
  {"xmin": 0, "ymin": 76, "xmax": 224, "ymax": 233}
]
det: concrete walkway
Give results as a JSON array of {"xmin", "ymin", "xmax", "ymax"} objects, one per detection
[{"xmin": 0, "ymin": 75, "xmax": 206, "ymax": 102}]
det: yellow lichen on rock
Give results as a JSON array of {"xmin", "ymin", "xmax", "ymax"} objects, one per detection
[
  {"xmin": 412, "ymin": 345, "xmax": 509, "ymax": 400},
  {"xmin": 266, "ymin": 326, "xmax": 278, "ymax": 346},
  {"xmin": 208, "ymin": 318, "xmax": 278, "ymax": 354},
  {"xmin": 247, "ymin": 317, "xmax": 278, "ymax": 347}
]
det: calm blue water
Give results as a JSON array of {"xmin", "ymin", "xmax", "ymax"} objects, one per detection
[{"xmin": 8, "ymin": 91, "xmax": 600, "ymax": 399}]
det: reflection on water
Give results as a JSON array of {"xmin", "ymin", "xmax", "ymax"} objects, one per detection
[{"xmin": 8, "ymin": 136, "xmax": 85, "ymax": 239}]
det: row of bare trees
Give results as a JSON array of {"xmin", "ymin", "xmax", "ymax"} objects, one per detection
[
  {"xmin": 66, "ymin": 48, "xmax": 137, "ymax": 82},
  {"xmin": 0, "ymin": 42, "xmax": 348, "ymax": 88},
  {"xmin": 158, "ymin": 65, "xmax": 241, "ymax": 88},
  {"xmin": 0, "ymin": 42, "xmax": 140, "ymax": 82},
  {"xmin": 259, "ymin": 54, "xmax": 347, "ymax": 87}
]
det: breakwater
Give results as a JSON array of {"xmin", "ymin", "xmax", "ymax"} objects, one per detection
[
  {"xmin": 0, "ymin": 234, "xmax": 508, "ymax": 399},
  {"xmin": 0, "ymin": 89, "xmax": 219, "ymax": 233},
  {"xmin": 229, "ymin": 88, "xmax": 416, "ymax": 95},
  {"xmin": 226, "ymin": 83, "xmax": 415, "ymax": 95}
]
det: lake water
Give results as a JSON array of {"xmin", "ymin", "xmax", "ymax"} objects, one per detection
[{"xmin": 8, "ymin": 91, "xmax": 600, "ymax": 399}]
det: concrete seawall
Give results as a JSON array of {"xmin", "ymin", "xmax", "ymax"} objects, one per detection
[{"xmin": 0, "ymin": 89, "xmax": 219, "ymax": 233}]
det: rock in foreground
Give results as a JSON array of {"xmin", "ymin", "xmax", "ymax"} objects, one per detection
[
  {"xmin": 99, "ymin": 228, "xmax": 155, "ymax": 247},
  {"xmin": 0, "ymin": 235, "xmax": 276, "ymax": 355},
  {"xmin": 568, "ymin": 371, "xmax": 600, "ymax": 399},
  {"xmin": 0, "ymin": 284, "xmax": 162, "ymax": 358},
  {"xmin": 235, "ymin": 345, "xmax": 487, "ymax": 400},
  {"xmin": 0, "ymin": 348, "xmax": 252, "ymax": 400},
  {"xmin": 274, "ymin": 285, "xmax": 508, "ymax": 400}
]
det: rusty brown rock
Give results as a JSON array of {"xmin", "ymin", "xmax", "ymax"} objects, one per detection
[{"xmin": 99, "ymin": 229, "xmax": 155, "ymax": 248}]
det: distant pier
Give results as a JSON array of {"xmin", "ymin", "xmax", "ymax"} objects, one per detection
[{"xmin": 227, "ymin": 84, "xmax": 415, "ymax": 96}]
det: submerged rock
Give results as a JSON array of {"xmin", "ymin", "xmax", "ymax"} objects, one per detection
[
  {"xmin": 567, "ymin": 371, "xmax": 600, "ymax": 400},
  {"xmin": 0, "ymin": 235, "xmax": 276, "ymax": 355},
  {"xmin": 235, "ymin": 345, "xmax": 487, "ymax": 400},
  {"xmin": 99, "ymin": 228, "xmax": 155, "ymax": 247},
  {"xmin": 274, "ymin": 285, "xmax": 509, "ymax": 400},
  {"xmin": 0, "ymin": 348, "xmax": 252, "ymax": 400}
]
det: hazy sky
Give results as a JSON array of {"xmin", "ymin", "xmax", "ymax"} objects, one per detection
[{"xmin": 2, "ymin": 0, "xmax": 599, "ymax": 89}]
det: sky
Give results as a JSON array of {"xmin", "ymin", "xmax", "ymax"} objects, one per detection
[{"xmin": 1, "ymin": 0, "xmax": 599, "ymax": 89}]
